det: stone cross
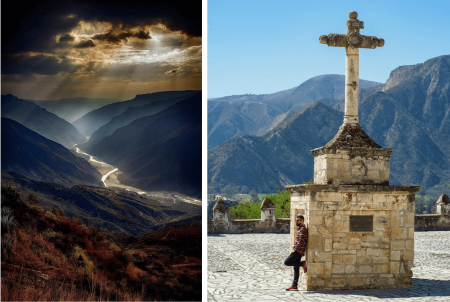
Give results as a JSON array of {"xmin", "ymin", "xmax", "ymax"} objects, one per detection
[{"xmin": 319, "ymin": 11, "xmax": 384, "ymax": 124}]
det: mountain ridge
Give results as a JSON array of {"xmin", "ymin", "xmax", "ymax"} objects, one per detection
[
  {"xmin": 73, "ymin": 90, "xmax": 200, "ymax": 136},
  {"xmin": 1, "ymin": 94, "xmax": 85, "ymax": 148},
  {"xmin": 208, "ymin": 55, "xmax": 450, "ymax": 192}
]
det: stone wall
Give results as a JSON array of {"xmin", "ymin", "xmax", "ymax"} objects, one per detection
[
  {"xmin": 208, "ymin": 194, "xmax": 450, "ymax": 234},
  {"xmin": 287, "ymin": 184, "xmax": 420, "ymax": 290},
  {"xmin": 415, "ymin": 194, "xmax": 450, "ymax": 231},
  {"xmin": 312, "ymin": 147, "xmax": 393, "ymax": 186},
  {"xmin": 208, "ymin": 198, "xmax": 290, "ymax": 234}
]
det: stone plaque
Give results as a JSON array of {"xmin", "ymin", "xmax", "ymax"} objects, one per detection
[{"xmin": 349, "ymin": 215, "xmax": 373, "ymax": 232}]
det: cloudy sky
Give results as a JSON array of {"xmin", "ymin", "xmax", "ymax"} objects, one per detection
[{"xmin": 1, "ymin": 0, "xmax": 202, "ymax": 100}]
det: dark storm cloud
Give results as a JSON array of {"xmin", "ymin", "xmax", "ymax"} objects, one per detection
[
  {"xmin": 92, "ymin": 29, "xmax": 151, "ymax": 44},
  {"xmin": 165, "ymin": 68, "xmax": 181, "ymax": 75},
  {"xmin": 75, "ymin": 40, "xmax": 96, "ymax": 48},
  {"xmin": 1, "ymin": 0, "xmax": 201, "ymax": 56},
  {"xmin": 59, "ymin": 34, "xmax": 75, "ymax": 42},
  {"xmin": 2, "ymin": 54, "xmax": 80, "ymax": 75}
]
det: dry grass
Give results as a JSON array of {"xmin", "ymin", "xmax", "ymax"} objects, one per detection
[{"xmin": 1, "ymin": 184, "xmax": 201, "ymax": 301}]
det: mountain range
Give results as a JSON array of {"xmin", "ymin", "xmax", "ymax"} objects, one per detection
[
  {"xmin": 85, "ymin": 93, "xmax": 202, "ymax": 195},
  {"xmin": 2, "ymin": 91, "xmax": 202, "ymax": 235},
  {"xmin": 207, "ymin": 75, "xmax": 381, "ymax": 149},
  {"xmin": 208, "ymin": 55, "xmax": 450, "ymax": 193},
  {"xmin": 31, "ymin": 97, "xmax": 120, "ymax": 123},
  {"xmin": 82, "ymin": 94, "xmax": 189, "ymax": 148},
  {"xmin": 73, "ymin": 90, "xmax": 199, "ymax": 136},
  {"xmin": 1, "ymin": 94, "xmax": 85, "ymax": 148}
]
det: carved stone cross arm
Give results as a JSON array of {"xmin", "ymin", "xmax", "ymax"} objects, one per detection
[
  {"xmin": 318, "ymin": 11, "xmax": 384, "ymax": 125},
  {"xmin": 319, "ymin": 11, "xmax": 385, "ymax": 49},
  {"xmin": 319, "ymin": 33, "xmax": 384, "ymax": 49}
]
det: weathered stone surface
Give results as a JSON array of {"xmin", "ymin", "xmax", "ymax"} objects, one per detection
[
  {"xmin": 311, "ymin": 143, "xmax": 393, "ymax": 185},
  {"xmin": 415, "ymin": 214, "xmax": 450, "ymax": 231},
  {"xmin": 212, "ymin": 198, "xmax": 229, "ymax": 213},
  {"xmin": 287, "ymin": 184, "xmax": 420, "ymax": 290},
  {"xmin": 320, "ymin": 10, "xmax": 384, "ymax": 126},
  {"xmin": 208, "ymin": 198, "xmax": 290, "ymax": 234},
  {"xmin": 260, "ymin": 197, "xmax": 275, "ymax": 209},
  {"xmin": 437, "ymin": 194, "xmax": 450, "ymax": 216},
  {"xmin": 324, "ymin": 123, "xmax": 382, "ymax": 149}
]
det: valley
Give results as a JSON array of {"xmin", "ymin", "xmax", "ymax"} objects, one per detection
[
  {"xmin": 1, "ymin": 91, "xmax": 202, "ymax": 236},
  {"xmin": 75, "ymin": 142, "xmax": 202, "ymax": 207}
]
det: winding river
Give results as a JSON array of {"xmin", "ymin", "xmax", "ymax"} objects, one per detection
[
  {"xmin": 73, "ymin": 143, "xmax": 201, "ymax": 205},
  {"xmin": 74, "ymin": 145, "xmax": 145, "ymax": 193}
]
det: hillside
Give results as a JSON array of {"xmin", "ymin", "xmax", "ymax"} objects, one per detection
[
  {"xmin": 208, "ymin": 101, "xmax": 343, "ymax": 192},
  {"xmin": 1, "ymin": 171, "xmax": 201, "ymax": 236},
  {"xmin": 73, "ymin": 90, "xmax": 199, "ymax": 136},
  {"xmin": 207, "ymin": 75, "xmax": 381, "ymax": 149},
  {"xmin": 1, "ymin": 94, "xmax": 85, "ymax": 148},
  {"xmin": 85, "ymin": 93, "xmax": 202, "ymax": 195},
  {"xmin": 84, "ymin": 95, "xmax": 188, "ymax": 147},
  {"xmin": 1, "ymin": 118, "xmax": 101, "ymax": 187},
  {"xmin": 1, "ymin": 184, "xmax": 201, "ymax": 301}
]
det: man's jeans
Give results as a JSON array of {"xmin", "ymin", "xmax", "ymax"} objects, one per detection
[{"xmin": 284, "ymin": 252, "xmax": 305, "ymax": 287}]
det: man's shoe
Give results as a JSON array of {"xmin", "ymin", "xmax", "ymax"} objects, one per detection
[
  {"xmin": 286, "ymin": 286, "xmax": 298, "ymax": 291},
  {"xmin": 302, "ymin": 264, "xmax": 307, "ymax": 273}
]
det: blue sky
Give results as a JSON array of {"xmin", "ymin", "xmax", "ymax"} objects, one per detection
[{"xmin": 208, "ymin": 0, "xmax": 450, "ymax": 98}]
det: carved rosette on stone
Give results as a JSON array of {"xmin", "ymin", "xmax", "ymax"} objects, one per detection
[
  {"xmin": 311, "ymin": 123, "xmax": 394, "ymax": 185},
  {"xmin": 319, "ymin": 11, "xmax": 384, "ymax": 125}
]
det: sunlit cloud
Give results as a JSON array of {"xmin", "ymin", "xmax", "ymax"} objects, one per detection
[{"xmin": 2, "ymin": 20, "xmax": 202, "ymax": 100}]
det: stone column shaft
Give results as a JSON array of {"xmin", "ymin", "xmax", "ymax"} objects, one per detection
[{"xmin": 344, "ymin": 46, "xmax": 359, "ymax": 124}]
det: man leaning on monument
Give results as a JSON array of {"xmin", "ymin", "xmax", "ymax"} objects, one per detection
[{"xmin": 284, "ymin": 214, "xmax": 308, "ymax": 291}]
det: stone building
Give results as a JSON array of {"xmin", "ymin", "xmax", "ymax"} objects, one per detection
[{"xmin": 286, "ymin": 11, "xmax": 421, "ymax": 290}]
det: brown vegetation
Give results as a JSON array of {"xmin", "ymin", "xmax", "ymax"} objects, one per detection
[{"xmin": 1, "ymin": 184, "xmax": 201, "ymax": 301}]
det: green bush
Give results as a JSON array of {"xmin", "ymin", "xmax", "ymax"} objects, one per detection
[
  {"xmin": 264, "ymin": 188, "xmax": 291, "ymax": 218},
  {"xmin": 415, "ymin": 194, "xmax": 437, "ymax": 214},
  {"xmin": 229, "ymin": 188, "xmax": 291, "ymax": 219}
]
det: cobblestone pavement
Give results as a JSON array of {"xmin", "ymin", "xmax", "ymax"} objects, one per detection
[{"xmin": 208, "ymin": 231, "xmax": 450, "ymax": 301}]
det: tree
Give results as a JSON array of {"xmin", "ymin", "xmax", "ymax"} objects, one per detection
[
  {"xmin": 229, "ymin": 187, "xmax": 292, "ymax": 219},
  {"xmin": 264, "ymin": 188, "xmax": 291, "ymax": 218},
  {"xmin": 221, "ymin": 186, "xmax": 230, "ymax": 198},
  {"xmin": 249, "ymin": 189, "xmax": 258, "ymax": 203}
]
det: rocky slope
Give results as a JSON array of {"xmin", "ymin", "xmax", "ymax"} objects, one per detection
[
  {"xmin": 208, "ymin": 102, "xmax": 343, "ymax": 192},
  {"xmin": 208, "ymin": 75, "xmax": 381, "ymax": 149}
]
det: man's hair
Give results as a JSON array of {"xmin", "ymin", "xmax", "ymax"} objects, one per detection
[{"xmin": 296, "ymin": 215, "xmax": 304, "ymax": 220}]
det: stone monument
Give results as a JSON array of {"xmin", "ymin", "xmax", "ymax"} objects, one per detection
[{"xmin": 286, "ymin": 11, "xmax": 421, "ymax": 290}]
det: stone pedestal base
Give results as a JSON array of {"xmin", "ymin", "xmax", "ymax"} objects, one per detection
[{"xmin": 286, "ymin": 184, "xmax": 420, "ymax": 291}]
